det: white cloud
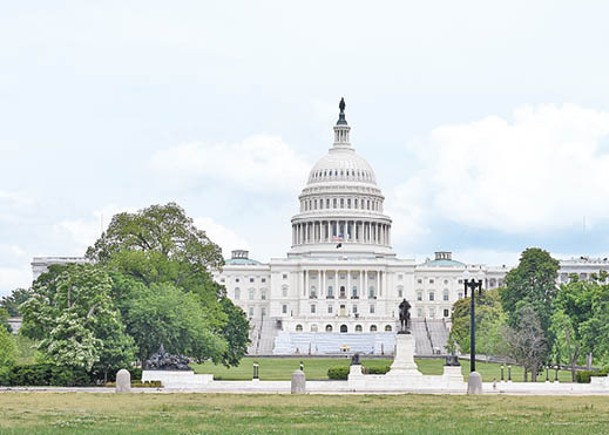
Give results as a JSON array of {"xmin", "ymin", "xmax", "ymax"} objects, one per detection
[
  {"xmin": 193, "ymin": 217, "xmax": 250, "ymax": 259},
  {"xmin": 0, "ymin": 266, "xmax": 31, "ymax": 297},
  {"xmin": 53, "ymin": 204, "xmax": 134, "ymax": 254},
  {"xmin": 398, "ymin": 103, "xmax": 609, "ymax": 234},
  {"xmin": 149, "ymin": 135, "xmax": 310, "ymax": 194}
]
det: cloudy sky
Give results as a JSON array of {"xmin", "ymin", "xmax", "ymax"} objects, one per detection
[{"xmin": 3, "ymin": 1, "xmax": 609, "ymax": 296}]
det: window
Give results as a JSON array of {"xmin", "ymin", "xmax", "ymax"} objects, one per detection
[
  {"xmin": 261, "ymin": 289, "xmax": 267, "ymax": 300},
  {"xmin": 351, "ymin": 285, "xmax": 358, "ymax": 298},
  {"xmin": 429, "ymin": 308, "xmax": 435, "ymax": 319},
  {"xmin": 327, "ymin": 305, "xmax": 333, "ymax": 314},
  {"xmin": 327, "ymin": 285, "xmax": 334, "ymax": 298},
  {"xmin": 261, "ymin": 278, "xmax": 266, "ymax": 283},
  {"xmin": 355, "ymin": 324, "xmax": 363, "ymax": 332},
  {"xmin": 347, "ymin": 199, "xmax": 351, "ymax": 208},
  {"xmin": 311, "ymin": 324, "xmax": 318, "ymax": 332},
  {"xmin": 282, "ymin": 304, "xmax": 288, "ymax": 314},
  {"xmin": 309, "ymin": 286, "xmax": 317, "ymax": 299},
  {"xmin": 385, "ymin": 325, "xmax": 392, "ymax": 332},
  {"xmin": 326, "ymin": 324, "xmax": 333, "ymax": 332},
  {"xmin": 444, "ymin": 279, "xmax": 449, "ymax": 284},
  {"xmin": 234, "ymin": 288, "xmax": 241, "ymax": 300},
  {"xmin": 282, "ymin": 285, "xmax": 288, "ymax": 297},
  {"xmin": 340, "ymin": 198, "xmax": 344, "ymax": 208},
  {"xmin": 443, "ymin": 309, "xmax": 450, "ymax": 318},
  {"xmin": 429, "ymin": 292, "xmax": 435, "ymax": 301},
  {"xmin": 235, "ymin": 278, "xmax": 240, "ymax": 283},
  {"xmin": 220, "ymin": 278, "xmax": 225, "ymax": 283},
  {"xmin": 398, "ymin": 285, "xmax": 404, "ymax": 298},
  {"xmin": 370, "ymin": 304, "xmax": 375, "ymax": 314},
  {"xmin": 458, "ymin": 292, "xmax": 463, "ymax": 299},
  {"xmin": 296, "ymin": 324, "xmax": 303, "ymax": 332},
  {"xmin": 443, "ymin": 290, "xmax": 449, "ymax": 301},
  {"xmin": 417, "ymin": 279, "xmax": 422, "ymax": 284},
  {"xmin": 429, "ymin": 279, "xmax": 434, "ymax": 284},
  {"xmin": 261, "ymin": 307, "xmax": 266, "ymax": 317},
  {"xmin": 370, "ymin": 324, "xmax": 377, "ymax": 332},
  {"xmin": 282, "ymin": 274, "xmax": 288, "ymax": 279},
  {"xmin": 249, "ymin": 277, "xmax": 254, "ymax": 283},
  {"xmin": 311, "ymin": 304, "xmax": 316, "ymax": 314},
  {"xmin": 368, "ymin": 286, "xmax": 376, "ymax": 299},
  {"xmin": 458, "ymin": 279, "xmax": 463, "ymax": 284},
  {"xmin": 417, "ymin": 291, "xmax": 423, "ymax": 301},
  {"xmin": 340, "ymin": 324, "xmax": 348, "ymax": 333},
  {"xmin": 352, "ymin": 305, "xmax": 358, "ymax": 314},
  {"xmin": 248, "ymin": 288, "xmax": 255, "ymax": 300},
  {"xmin": 248, "ymin": 307, "xmax": 254, "ymax": 317},
  {"xmin": 398, "ymin": 274, "xmax": 403, "ymax": 280},
  {"xmin": 417, "ymin": 308, "xmax": 423, "ymax": 318}
]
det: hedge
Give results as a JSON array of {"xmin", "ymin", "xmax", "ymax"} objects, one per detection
[{"xmin": 0, "ymin": 364, "xmax": 93, "ymax": 387}]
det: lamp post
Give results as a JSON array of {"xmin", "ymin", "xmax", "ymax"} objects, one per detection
[{"xmin": 463, "ymin": 270, "xmax": 484, "ymax": 373}]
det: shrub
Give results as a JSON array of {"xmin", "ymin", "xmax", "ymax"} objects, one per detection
[
  {"xmin": 364, "ymin": 365, "xmax": 391, "ymax": 375},
  {"xmin": 575, "ymin": 369, "xmax": 609, "ymax": 383},
  {"xmin": 0, "ymin": 364, "xmax": 93, "ymax": 386},
  {"xmin": 104, "ymin": 380, "xmax": 162, "ymax": 388},
  {"xmin": 327, "ymin": 366, "xmax": 349, "ymax": 380}
]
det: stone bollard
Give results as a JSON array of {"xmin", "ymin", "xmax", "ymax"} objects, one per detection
[
  {"xmin": 291, "ymin": 369, "xmax": 306, "ymax": 394},
  {"xmin": 467, "ymin": 371, "xmax": 482, "ymax": 395},
  {"xmin": 116, "ymin": 369, "xmax": 131, "ymax": 393}
]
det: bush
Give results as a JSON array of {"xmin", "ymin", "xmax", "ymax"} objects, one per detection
[
  {"xmin": 364, "ymin": 365, "xmax": 391, "ymax": 375},
  {"xmin": 327, "ymin": 366, "xmax": 350, "ymax": 380},
  {"xmin": 575, "ymin": 369, "xmax": 609, "ymax": 383},
  {"xmin": 0, "ymin": 364, "xmax": 93, "ymax": 387},
  {"xmin": 104, "ymin": 380, "xmax": 162, "ymax": 388}
]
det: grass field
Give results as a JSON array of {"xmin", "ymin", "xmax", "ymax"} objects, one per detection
[
  {"xmin": 1, "ymin": 393, "xmax": 609, "ymax": 434},
  {"xmin": 192, "ymin": 357, "xmax": 575, "ymax": 382}
]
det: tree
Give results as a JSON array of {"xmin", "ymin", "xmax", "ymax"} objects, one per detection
[
  {"xmin": 0, "ymin": 288, "xmax": 32, "ymax": 317},
  {"xmin": 550, "ymin": 309, "xmax": 581, "ymax": 382},
  {"xmin": 504, "ymin": 304, "xmax": 547, "ymax": 381},
  {"xmin": 219, "ymin": 297, "xmax": 251, "ymax": 367},
  {"xmin": 501, "ymin": 247, "xmax": 559, "ymax": 362},
  {"xmin": 125, "ymin": 282, "xmax": 227, "ymax": 366},
  {"xmin": 449, "ymin": 288, "xmax": 507, "ymax": 358},
  {"xmin": 85, "ymin": 203, "xmax": 224, "ymax": 274},
  {"xmin": 0, "ymin": 325, "xmax": 16, "ymax": 367},
  {"xmin": 20, "ymin": 264, "xmax": 135, "ymax": 373}
]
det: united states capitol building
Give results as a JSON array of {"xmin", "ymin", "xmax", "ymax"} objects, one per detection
[
  {"xmin": 212, "ymin": 100, "xmax": 609, "ymax": 356},
  {"xmin": 32, "ymin": 100, "xmax": 609, "ymax": 355}
]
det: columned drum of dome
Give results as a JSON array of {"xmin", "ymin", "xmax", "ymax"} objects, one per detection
[{"xmin": 289, "ymin": 99, "xmax": 394, "ymax": 258}]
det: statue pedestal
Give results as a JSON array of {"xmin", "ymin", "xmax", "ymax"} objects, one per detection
[{"xmin": 387, "ymin": 334, "xmax": 422, "ymax": 376}]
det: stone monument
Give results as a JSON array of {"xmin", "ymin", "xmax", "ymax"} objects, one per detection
[
  {"xmin": 115, "ymin": 369, "xmax": 131, "ymax": 393},
  {"xmin": 291, "ymin": 369, "xmax": 306, "ymax": 394}
]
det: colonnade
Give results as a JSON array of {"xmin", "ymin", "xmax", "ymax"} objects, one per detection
[
  {"xmin": 292, "ymin": 220, "xmax": 391, "ymax": 246},
  {"xmin": 301, "ymin": 269, "xmax": 385, "ymax": 300}
]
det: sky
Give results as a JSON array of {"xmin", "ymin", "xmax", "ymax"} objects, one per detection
[{"xmin": 3, "ymin": 1, "xmax": 609, "ymax": 297}]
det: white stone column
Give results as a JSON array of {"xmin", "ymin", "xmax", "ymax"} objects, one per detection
[
  {"xmin": 347, "ymin": 270, "xmax": 351, "ymax": 298},
  {"xmin": 321, "ymin": 270, "xmax": 325, "ymax": 298}
]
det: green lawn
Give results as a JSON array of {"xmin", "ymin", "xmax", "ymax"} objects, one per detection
[
  {"xmin": 1, "ymin": 393, "xmax": 609, "ymax": 434},
  {"xmin": 193, "ymin": 357, "xmax": 575, "ymax": 382}
]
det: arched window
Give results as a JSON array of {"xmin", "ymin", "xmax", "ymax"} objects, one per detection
[
  {"xmin": 355, "ymin": 324, "xmax": 363, "ymax": 332},
  {"xmin": 340, "ymin": 324, "xmax": 348, "ymax": 333},
  {"xmin": 370, "ymin": 324, "xmax": 378, "ymax": 332},
  {"xmin": 443, "ymin": 289, "xmax": 449, "ymax": 301},
  {"xmin": 296, "ymin": 324, "xmax": 303, "ymax": 332},
  {"xmin": 385, "ymin": 325, "xmax": 392, "ymax": 332},
  {"xmin": 282, "ymin": 285, "xmax": 288, "ymax": 297},
  {"xmin": 325, "ymin": 324, "xmax": 333, "ymax": 332},
  {"xmin": 234, "ymin": 287, "xmax": 241, "ymax": 300},
  {"xmin": 311, "ymin": 324, "xmax": 318, "ymax": 332}
]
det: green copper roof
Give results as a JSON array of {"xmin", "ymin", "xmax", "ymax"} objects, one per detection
[
  {"xmin": 225, "ymin": 258, "xmax": 261, "ymax": 266},
  {"xmin": 421, "ymin": 258, "xmax": 465, "ymax": 268}
]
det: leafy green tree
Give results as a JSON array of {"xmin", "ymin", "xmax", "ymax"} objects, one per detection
[
  {"xmin": 0, "ymin": 307, "xmax": 11, "ymax": 333},
  {"xmin": 219, "ymin": 297, "xmax": 251, "ymax": 367},
  {"xmin": 550, "ymin": 309, "xmax": 581, "ymax": 382},
  {"xmin": 85, "ymin": 202, "xmax": 224, "ymax": 274},
  {"xmin": 0, "ymin": 325, "xmax": 16, "ymax": 367},
  {"xmin": 449, "ymin": 288, "xmax": 507, "ymax": 358},
  {"xmin": 1, "ymin": 288, "xmax": 32, "ymax": 317},
  {"xmin": 125, "ymin": 282, "xmax": 227, "ymax": 366},
  {"xmin": 21, "ymin": 264, "xmax": 135, "ymax": 372},
  {"xmin": 501, "ymin": 247, "xmax": 559, "ymax": 361}
]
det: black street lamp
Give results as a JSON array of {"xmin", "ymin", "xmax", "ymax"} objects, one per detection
[{"xmin": 463, "ymin": 272, "xmax": 484, "ymax": 373}]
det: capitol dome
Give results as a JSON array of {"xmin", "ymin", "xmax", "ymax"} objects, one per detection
[{"xmin": 289, "ymin": 99, "xmax": 394, "ymax": 258}]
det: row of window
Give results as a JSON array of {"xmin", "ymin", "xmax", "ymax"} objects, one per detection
[
  {"xmin": 416, "ymin": 290, "xmax": 450, "ymax": 302},
  {"xmin": 233, "ymin": 287, "xmax": 267, "ymax": 300},
  {"xmin": 222, "ymin": 277, "xmax": 266, "ymax": 284},
  {"xmin": 301, "ymin": 197, "xmax": 381, "ymax": 212},
  {"xmin": 310, "ymin": 168, "xmax": 373, "ymax": 181},
  {"xmin": 295, "ymin": 324, "xmax": 392, "ymax": 333}
]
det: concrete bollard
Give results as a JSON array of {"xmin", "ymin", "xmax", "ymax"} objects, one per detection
[
  {"xmin": 115, "ymin": 369, "xmax": 131, "ymax": 393},
  {"xmin": 467, "ymin": 371, "xmax": 482, "ymax": 395},
  {"xmin": 291, "ymin": 369, "xmax": 306, "ymax": 394}
]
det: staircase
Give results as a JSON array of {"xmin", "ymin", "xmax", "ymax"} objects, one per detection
[
  {"xmin": 410, "ymin": 319, "xmax": 433, "ymax": 355},
  {"xmin": 410, "ymin": 319, "xmax": 450, "ymax": 355}
]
